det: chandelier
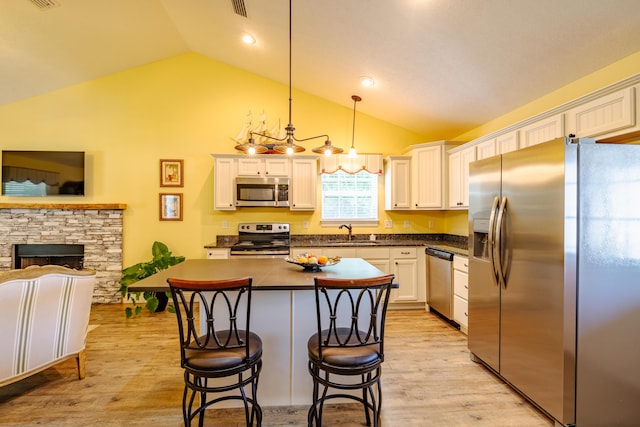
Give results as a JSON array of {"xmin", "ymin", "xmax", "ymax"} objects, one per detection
[{"xmin": 234, "ymin": 0, "xmax": 343, "ymax": 155}]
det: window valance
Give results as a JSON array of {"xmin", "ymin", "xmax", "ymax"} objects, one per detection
[
  {"xmin": 2, "ymin": 166, "xmax": 59, "ymax": 186},
  {"xmin": 320, "ymin": 154, "xmax": 383, "ymax": 175}
]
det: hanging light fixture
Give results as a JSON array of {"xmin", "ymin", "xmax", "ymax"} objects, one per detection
[
  {"xmin": 236, "ymin": 0, "xmax": 340, "ymax": 156},
  {"xmin": 348, "ymin": 95, "xmax": 362, "ymax": 158}
]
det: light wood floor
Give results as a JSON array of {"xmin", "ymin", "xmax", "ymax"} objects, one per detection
[{"xmin": 0, "ymin": 304, "xmax": 553, "ymax": 426}]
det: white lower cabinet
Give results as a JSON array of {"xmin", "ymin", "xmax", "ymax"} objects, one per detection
[
  {"xmin": 206, "ymin": 248, "xmax": 229, "ymax": 259},
  {"xmin": 390, "ymin": 247, "xmax": 418, "ymax": 303},
  {"xmin": 291, "ymin": 246, "xmax": 425, "ymax": 308},
  {"xmin": 357, "ymin": 247, "xmax": 391, "ymax": 276},
  {"xmin": 453, "ymin": 255, "xmax": 469, "ymax": 334}
]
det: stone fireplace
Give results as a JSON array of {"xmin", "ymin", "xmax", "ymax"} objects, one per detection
[{"xmin": 0, "ymin": 203, "xmax": 126, "ymax": 303}]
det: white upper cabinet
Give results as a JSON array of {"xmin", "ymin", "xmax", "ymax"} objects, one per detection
[
  {"xmin": 237, "ymin": 157, "xmax": 290, "ymax": 176},
  {"xmin": 496, "ymin": 130, "xmax": 520, "ymax": 154},
  {"xmin": 475, "ymin": 139, "xmax": 497, "ymax": 160},
  {"xmin": 384, "ymin": 156, "xmax": 411, "ymax": 210},
  {"xmin": 448, "ymin": 145, "xmax": 476, "ymax": 208},
  {"xmin": 519, "ymin": 113, "xmax": 565, "ymax": 148},
  {"xmin": 409, "ymin": 141, "xmax": 461, "ymax": 209},
  {"xmin": 409, "ymin": 141, "xmax": 462, "ymax": 209},
  {"xmin": 565, "ymin": 87, "xmax": 636, "ymax": 138},
  {"xmin": 213, "ymin": 157, "xmax": 237, "ymax": 210},
  {"xmin": 290, "ymin": 158, "xmax": 317, "ymax": 211},
  {"xmin": 412, "ymin": 144, "xmax": 442, "ymax": 209}
]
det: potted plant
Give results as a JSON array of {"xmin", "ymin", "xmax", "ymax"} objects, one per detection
[{"xmin": 118, "ymin": 241, "xmax": 185, "ymax": 318}]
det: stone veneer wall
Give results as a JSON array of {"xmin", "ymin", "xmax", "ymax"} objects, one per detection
[{"xmin": 0, "ymin": 206, "xmax": 124, "ymax": 303}]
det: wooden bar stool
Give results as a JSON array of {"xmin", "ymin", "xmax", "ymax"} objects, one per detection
[
  {"xmin": 307, "ymin": 274, "xmax": 395, "ymax": 426},
  {"xmin": 167, "ymin": 276, "xmax": 262, "ymax": 426}
]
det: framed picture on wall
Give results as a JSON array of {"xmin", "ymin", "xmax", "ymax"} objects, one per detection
[
  {"xmin": 159, "ymin": 193, "xmax": 183, "ymax": 221},
  {"xmin": 160, "ymin": 159, "xmax": 183, "ymax": 187}
]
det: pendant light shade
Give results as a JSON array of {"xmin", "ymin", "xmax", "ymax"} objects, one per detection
[
  {"xmin": 312, "ymin": 138, "xmax": 344, "ymax": 156},
  {"xmin": 234, "ymin": 137, "xmax": 269, "ymax": 155}
]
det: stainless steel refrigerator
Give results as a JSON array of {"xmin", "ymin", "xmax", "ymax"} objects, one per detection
[{"xmin": 468, "ymin": 136, "xmax": 640, "ymax": 427}]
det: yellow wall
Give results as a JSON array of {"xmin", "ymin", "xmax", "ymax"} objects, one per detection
[
  {"xmin": 0, "ymin": 53, "xmax": 430, "ymax": 265},
  {"xmin": 3, "ymin": 49, "xmax": 640, "ymax": 265}
]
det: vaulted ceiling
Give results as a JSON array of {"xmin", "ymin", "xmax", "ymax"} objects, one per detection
[{"xmin": 3, "ymin": 0, "xmax": 640, "ymax": 138}]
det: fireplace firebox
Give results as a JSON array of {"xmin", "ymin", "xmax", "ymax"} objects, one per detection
[{"xmin": 13, "ymin": 244, "xmax": 84, "ymax": 270}]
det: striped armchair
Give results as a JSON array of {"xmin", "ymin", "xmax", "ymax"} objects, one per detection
[{"xmin": 0, "ymin": 265, "xmax": 96, "ymax": 387}]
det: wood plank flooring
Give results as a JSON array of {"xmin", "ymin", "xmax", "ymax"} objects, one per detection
[{"xmin": 0, "ymin": 304, "xmax": 553, "ymax": 426}]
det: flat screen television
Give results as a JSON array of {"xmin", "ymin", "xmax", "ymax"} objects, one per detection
[{"xmin": 2, "ymin": 150, "xmax": 85, "ymax": 196}]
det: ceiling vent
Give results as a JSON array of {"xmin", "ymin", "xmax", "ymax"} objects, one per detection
[
  {"xmin": 231, "ymin": 0, "xmax": 247, "ymax": 17},
  {"xmin": 28, "ymin": 0, "xmax": 60, "ymax": 10}
]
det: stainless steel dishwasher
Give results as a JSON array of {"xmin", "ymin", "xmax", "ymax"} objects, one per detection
[{"xmin": 426, "ymin": 247, "xmax": 454, "ymax": 319}]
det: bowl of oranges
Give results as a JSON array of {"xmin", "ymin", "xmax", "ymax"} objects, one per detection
[{"xmin": 285, "ymin": 253, "xmax": 341, "ymax": 271}]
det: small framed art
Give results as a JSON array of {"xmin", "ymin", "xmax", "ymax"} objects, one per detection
[
  {"xmin": 160, "ymin": 159, "xmax": 183, "ymax": 187},
  {"xmin": 160, "ymin": 193, "xmax": 183, "ymax": 221}
]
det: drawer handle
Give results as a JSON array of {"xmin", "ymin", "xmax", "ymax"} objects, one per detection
[
  {"xmin": 464, "ymin": 312, "xmax": 468, "ymax": 317},
  {"xmin": 464, "ymin": 263, "xmax": 468, "ymax": 267},
  {"xmin": 464, "ymin": 285, "xmax": 468, "ymax": 289}
]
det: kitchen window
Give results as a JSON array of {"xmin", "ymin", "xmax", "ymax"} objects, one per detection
[{"xmin": 321, "ymin": 169, "xmax": 378, "ymax": 225}]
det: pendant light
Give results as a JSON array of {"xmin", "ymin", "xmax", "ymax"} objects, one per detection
[
  {"xmin": 236, "ymin": 0, "xmax": 340, "ymax": 156},
  {"xmin": 348, "ymin": 95, "xmax": 361, "ymax": 158}
]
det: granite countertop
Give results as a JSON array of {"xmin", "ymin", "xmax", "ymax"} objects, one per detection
[{"xmin": 207, "ymin": 233, "xmax": 469, "ymax": 257}]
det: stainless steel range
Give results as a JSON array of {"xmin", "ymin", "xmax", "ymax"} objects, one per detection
[{"xmin": 229, "ymin": 222, "xmax": 290, "ymax": 258}]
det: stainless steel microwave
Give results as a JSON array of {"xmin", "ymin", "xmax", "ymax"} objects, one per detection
[{"xmin": 235, "ymin": 177, "xmax": 290, "ymax": 207}]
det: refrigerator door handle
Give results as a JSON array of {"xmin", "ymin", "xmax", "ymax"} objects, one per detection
[
  {"xmin": 488, "ymin": 196, "xmax": 501, "ymax": 287},
  {"xmin": 495, "ymin": 196, "xmax": 508, "ymax": 289}
]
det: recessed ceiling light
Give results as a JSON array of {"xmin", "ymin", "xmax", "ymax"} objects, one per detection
[
  {"xmin": 360, "ymin": 76, "xmax": 376, "ymax": 88},
  {"xmin": 242, "ymin": 33, "xmax": 256, "ymax": 45}
]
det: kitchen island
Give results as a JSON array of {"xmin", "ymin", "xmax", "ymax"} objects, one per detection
[{"xmin": 128, "ymin": 257, "xmax": 387, "ymax": 407}]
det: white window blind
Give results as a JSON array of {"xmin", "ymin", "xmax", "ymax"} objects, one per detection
[{"xmin": 321, "ymin": 170, "xmax": 378, "ymax": 222}]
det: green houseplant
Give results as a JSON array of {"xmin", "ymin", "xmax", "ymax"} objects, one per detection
[{"xmin": 118, "ymin": 241, "xmax": 185, "ymax": 318}]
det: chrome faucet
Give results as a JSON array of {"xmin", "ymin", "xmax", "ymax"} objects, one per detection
[{"xmin": 339, "ymin": 224, "xmax": 353, "ymax": 241}]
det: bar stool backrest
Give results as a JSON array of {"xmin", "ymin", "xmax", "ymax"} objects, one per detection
[
  {"xmin": 167, "ymin": 277, "xmax": 254, "ymax": 368},
  {"xmin": 313, "ymin": 274, "xmax": 394, "ymax": 361}
]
